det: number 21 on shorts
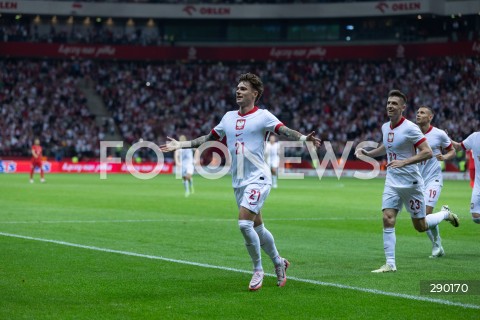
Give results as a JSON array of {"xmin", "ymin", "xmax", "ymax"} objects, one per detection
[{"xmin": 248, "ymin": 189, "xmax": 261, "ymax": 205}]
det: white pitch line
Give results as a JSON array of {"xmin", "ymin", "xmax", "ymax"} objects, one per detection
[
  {"xmin": 0, "ymin": 217, "xmax": 379, "ymax": 224},
  {"xmin": 0, "ymin": 231, "xmax": 478, "ymax": 310}
]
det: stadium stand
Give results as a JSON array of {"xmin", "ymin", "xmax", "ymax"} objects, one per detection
[
  {"xmin": 0, "ymin": 0, "xmax": 478, "ymax": 162},
  {"xmin": 1, "ymin": 56, "xmax": 477, "ymax": 161},
  {"xmin": 0, "ymin": 59, "xmax": 101, "ymax": 159}
]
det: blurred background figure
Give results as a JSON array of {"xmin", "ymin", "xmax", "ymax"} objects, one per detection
[
  {"xmin": 175, "ymin": 135, "xmax": 195, "ymax": 197},
  {"xmin": 30, "ymin": 138, "xmax": 45, "ymax": 183},
  {"xmin": 265, "ymin": 134, "xmax": 280, "ymax": 188},
  {"xmin": 468, "ymin": 150, "xmax": 475, "ymax": 188}
]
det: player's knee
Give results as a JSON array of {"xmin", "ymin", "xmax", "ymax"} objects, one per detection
[
  {"xmin": 382, "ymin": 216, "xmax": 395, "ymax": 228},
  {"xmin": 472, "ymin": 217, "xmax": 480, "ymax": 224},
  {"xmin": 414, "ymin": 224, "xmax": 427, "ymax": 233},
  {"xmin": 238, "ymin": 220, "xmax": 254, "ymax": 233}
]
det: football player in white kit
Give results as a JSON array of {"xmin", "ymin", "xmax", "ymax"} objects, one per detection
[
  {"xmin": 161, "ymin": 73, "xmax": 321, "ymax": 290},
  {"xmin": 416, "ymin": 106, "xmax": 457, "ymax": 258},
  {"xmin": 264, "ymin": 135, "xmax": 280, "ymax": 188},
  {"xmin": 355, "ymin": 90, "xmax": 459, "ymax": 273},
  {"xmin": 175, "ymin": 135, "xmax": 196, "ymax": 197},
  {"xmin": 453, "ymin": 132, "xmax": 480, "ymax": 224}
]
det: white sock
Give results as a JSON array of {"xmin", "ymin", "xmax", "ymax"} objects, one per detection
[
  {"xmin": 425, "ymin": 229, "xmax": 434, "ymax": 243},
  {"xmin": 238, "ymin": 220, "xmax": 262, "ymax": 271},
  {"xmin": 426, "ymin": 224, "xmax": 441, "ymax": 243},
  {"xmin": 183, "ymin": 180, "xmax": 189, "ymax": 193},
  {"xmin": 254, "ymin": 224, "xmax": 281, "ymax": 266},
  {"xmin": 383, "ymin": 228, "xmax": 396, "ymax": 267},
  {"xmin": 432, "ymin": 224, "xmax": 440, "ymax": 241},
  {"xmin": 425, "ymin": 211, "xmax": 448, "ymax": 229},
  {"xmin": 272, "ymin": 175, "xmax": 278, "ymax": 186},
  {"xmin": 189, "ymin": 178, "xmax": 193, "ymax": 189}
]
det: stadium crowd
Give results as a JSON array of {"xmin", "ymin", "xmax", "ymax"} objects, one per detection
[
  {"xmin": 0, "ymin": 56, "xmax": 478, "ymax": 161},
  {"xmin": 92, "ymin": 57, "xmax": 480, "ymax": 158},
  {"xmin": 0, "ymin": 59, "xmax": 101, "ymax": 159}
]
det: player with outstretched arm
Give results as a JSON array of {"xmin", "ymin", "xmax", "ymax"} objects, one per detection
[{"xmin": 161, "ymin": 73, "xmax": 321, "ymax": 290}]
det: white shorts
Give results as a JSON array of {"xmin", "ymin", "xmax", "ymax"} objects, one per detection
[
  {"xmin": 268, "ymin": 158, "xmax": 279, "ymax": 169},
  {"xmin": 234, "ymin": 183, "xmax": 271, "ymax": 214},
  {"xmin": 182, "ymin": 164, "xmax": 194, "ymax": 177},
  {"xmin": 423, "ymin": 181, "xmax": 442, "ymax": 209},
  {"xmin": 382, "ymin": 184, "xmax": 426, "ymax": 218},
  {"xmin": 471, "ymin": 187, "xmax": 480, "ymax": 214}
]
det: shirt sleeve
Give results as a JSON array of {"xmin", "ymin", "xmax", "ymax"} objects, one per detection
[
  {"xmin": 440, "ymin": 130, "xmax": 453, "ymax": 149},
  {"xmin": 211, "ymin": 115, "xmax": 226, "ymax": 140},
  {"xmin": 264, "ymin": 110, "xmax": 284, "ymax": 134},
  {"xmin": 409, "ymin": 124, "xmax": 426, "ymax": 147},
  {"xmin": 462, "ymin": 132, "xmax": 477, "ymax": 151}
]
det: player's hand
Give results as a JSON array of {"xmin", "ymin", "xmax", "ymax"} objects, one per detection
[
  {"xmin": 386, "ymin": 160, "xmax": 407, "ymax": 169},
  {"xmin": 305, "ymin": 131, "xmax": 322, "ymax": 148},
  {"xmin": 354, "ymin": 148, "xmax": 367, "ymax": 158},
  {"xmin": 160, "ymin": 137, "xmax": 180, "ymax": 153},
  {"xmin": 435, "ymin": 154, "xmax": 445, "ymax": 161},
  {"xmin": 450, "ymin": 140, "xmax": 462, "ymax": 151}
]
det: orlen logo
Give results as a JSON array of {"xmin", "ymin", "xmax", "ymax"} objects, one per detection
[
  {"xmin": 183, "ymin": 5, "xmax": 231, "ymax": 16},
  {"xmin": 0, "ymin": 1, "xmax": 17, "ymax": 9},
  {"xmin": 376, "ymin": 2, "xmax": 389, "ymax": 13},
  {"xmin": 375, "ymin": 1, "xmax": 421, "ymax": 14}
]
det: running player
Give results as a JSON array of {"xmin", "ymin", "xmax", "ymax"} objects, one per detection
[
  {"xmin": 416, "ymin": 106, "xmax": 457, "ymax": 258},
  {"xmin": 161, "ymin": 73, "xmax": 321, "ymax": 290},
  {"xmin": 355, "ymin": 90, "xmax": 459, "ymax": 273}
]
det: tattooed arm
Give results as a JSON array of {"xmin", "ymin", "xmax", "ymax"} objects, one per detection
[
  {"xmin": 277, "ymin": 126, "xmax": 322, "ymax": 148},
  {"xmin": 160, "ymin": 132, "xmax": 217, "ymax": 152}
]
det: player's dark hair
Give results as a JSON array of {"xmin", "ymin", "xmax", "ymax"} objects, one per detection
[
  {"xmin": 419, "ymin": 105, "xmax": 434, "ymax": 116},
  {"xmin": 388, "ymin": 89, "xmax": 407, "ymax": 105},
  {"xmin": 238, "ymin": 73, "xmax": 264, "ymax": 103}
]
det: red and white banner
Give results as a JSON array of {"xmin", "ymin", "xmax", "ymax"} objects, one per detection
[
  {"xmin": 1, "ymin": 41, "xmax": 479, "ymax": 61},
  {"xmin": 0, "ymin": 159, "xmax": 459, "ymax": 174},
  {"xmin": 0, "ymin": 160, "xmax": 174, "ymax": 174},
  {"xmin": 1, "ymin": 1, "xmax": 478, "ymax": 18}
]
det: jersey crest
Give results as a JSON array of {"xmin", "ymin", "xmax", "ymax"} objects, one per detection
[
  {"xmin": 388, "ymin": 132, "xmax": 394, "ymax": 143},
  {"xmin": 236, "ymin": 119, "xmax": 246, "ymax": 130}
]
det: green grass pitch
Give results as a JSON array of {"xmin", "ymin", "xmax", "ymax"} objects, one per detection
[{"xmin": 0, "ymin": 173, "xmax": 478, "ymax": 319}]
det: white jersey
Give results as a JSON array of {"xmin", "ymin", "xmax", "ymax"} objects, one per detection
[
  {"xmin": 265, "ymin": 141, "xmax": 280, "ymax": 168},
  {"xmin": 180, "ymin": 148, "xmax": 194, "ymax": 166},
  {"xmin": 212, "ymin": 106, "xmax": 283, "ymax": 188},
  {"xmin": 462, "ymin": 132, "xmax": 480, "ymax": 190},
  {"xmin": 418, "ymin": 125, "xmax": 452, "ymax": 186},
  {"xmin": 382, "ymin": 117, "xmax": 426, "ymax": 188},
  {"xmin": 176, "ymin": 148, "xmax": 194, "ymax": 176}
]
